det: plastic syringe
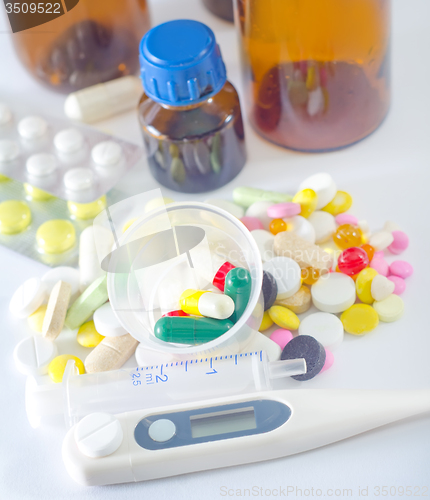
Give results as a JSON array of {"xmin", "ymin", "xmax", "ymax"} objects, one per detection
[{"xmin": 26, "ymin": 351, "xmax": 306, "ymax": 428}]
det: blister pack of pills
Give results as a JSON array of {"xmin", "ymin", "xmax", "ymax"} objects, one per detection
[{"xmin": 0, "ymin": 101, "xmax": 143, "ymax": 203}]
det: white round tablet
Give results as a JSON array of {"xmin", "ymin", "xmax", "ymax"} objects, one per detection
[
  {"xmin": 285, "ymin": 215, "xmax": 316, "ymax": 244},
  {"xmin": 205, "ymin": 199, "xmax": 244, "ymax": 219},
  {"xmin": 26, "ymin": 153, "xmax": 57, "ymax": 176},
  {"xmin": 64, "ymin": 168, "xmax": 95, "ymax": 191},
  {"xmin": 17, "ymin": 116, "xmax": 48, "ymax": 140},
  {"xmin": 299, "ymin": 172, "xmax": 337, "ymax": 209},
  {"xmin": 251, "ymin": 229, "xmax": 275, "ymax": 263},
  {"xmin": 74, "ymin": 413, "xmax": 123, "ymax": 458},
  {"xmin": 93, "ymin": 302, "xmax": 127, "ymax": 337},
  {"xmin": 373, "ymin": 294, "xmax": 404, "ymax": 323},
  {"xmin": 298, "ymin": 312, "xmax": 344, "ymax": 350},
  {"xmin": 0, "ymin": 139, "xmax": 19, "ymax": 162},
  {"xmin": 0, "ymin": 103, "xmax": 12, "ymax": 125},
  {"xmin": 369, "ymin": 231, "xmax": 394, "ymax": 252},
  {"xmin": 41, "ymin": 266, "xmax": 80, "ymax": 302},
  {"xmin": 263, "ymin": 256, "xmax": 301, "ymax": 300},
  {"xmin": 311, "ymin": 273, "xmax": 356, "ymax": 313},
  {"xmin": 13, "ymin": 336, "xmax": 58, "ymax": 376},
  {"xmin": 9, "ymin": 277, "xmax": 46, "ymax": 318},
  {"xmin": 245, "ymin": 201, "xmax": 273, "ymax": 230},
  {"xmin": 91, "ymin": 141, "xmax": 123, "ymax": 166},
  {"xmin": 54, "ymin": 128, "xmax": 85, "ymax": 153},
  {"xmin": 308, "ymin": 211, "xmax": 336, "ymax": 243}
]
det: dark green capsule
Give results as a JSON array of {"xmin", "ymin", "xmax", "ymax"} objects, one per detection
[
  {"xmin": 224, "ymin": 267, "xmax": 252, "ymax": 323},
  {"xmin": 154, "ymin": 316, "xmax": 234, "ymax": 345}
]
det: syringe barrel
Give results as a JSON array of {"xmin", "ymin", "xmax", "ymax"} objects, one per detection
[{"xmin": 66, "ymin": 352, "xmax": 273, "ymax": 426}]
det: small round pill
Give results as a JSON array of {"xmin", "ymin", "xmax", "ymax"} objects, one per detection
[
  {"xmin": 298, "ymin": 312, "xmax": 344, "ymax": 350},
  {"xmin": 340, "ymin": 304, "xmax": 379, "ymax": 335},
  {"xmin": 48, "ymin": 354, "xmax": 85, "ymax": 383},
  {"xmin": 387, "ymin": 231, "xmax": 409, "ymax": 255},
  {"xmin": 54, "ymin": 128, "xmax": 85, "ymax": 153},
  {"xmin": 281, "ymin": 335, "xmax": 326, "ymax": 381},
  {"xmin": 259, "ymin": 310, "xmax": 273, "ymax": 331},
  {"xmin": 9, "ymin": 276, "xmax": 46, "ymax": 318},
  {"xmin": 387, "ymin": 275, "xmax": 406, "ymax": 295},
  {"xmin": 77, "ymin": 320, "xmax": 105, "ymax": 348},
  {"xmin": 26, "ymin": 153, "xmax": 57, "ymax": 176},
  {"xmin": 0, "ymin": 139, "xmax": 19, "ymax": 162},
  {"xmin": 36, "ymin": 220, "xmax": 76, "ymax": 254},
  {"xmin": 262, "ymin": 270, "xmax": 278, "ymax": 311},
  {"xmin": 308, "ymin": 211, "xmax": 336, "ymax": 243},
  {"xmin": 74, "ymin": 412, "xmax": 123, "ymax": 458},
  {"xmin": 0, "ymin": 200, "xmax": 31, "ymax": 234},
  {"xmin": 67, "ymin": 196, "xmax": 106, "ymax": 220},
  {"xmin": 27, "ymin": 305, "xmax": 48, "ymax": 333},
  {"xmin": 311, "ymin": 273, "xmax": 356, "ymax": 313},
  {"xmin": 91, "ymin": 141, "xmax": 123, "ymax": 166},
  {"xmin": 17, "ymin": 116, "xmax": 48, "ymax": 139},
  {"xmin": 389, "ymin": 260, "xmax": 413, "ymax": 279},
  {"xmin": 371, "ymin": 274, "xmax": 395, "ymax": 302},
  {"xmin": 372, "ymin": 294, "xmax": 404, "ymax": 323},
  {"xmin": 64, "ymin": 168, "xmax": 95, "ymax": 191},
  {"xmin": 263, "ymin": 256, "xmax": 301, "ymax": 300},
  {"xmin": 270, "ymin": 329, "xmax": 293, "ymax": 350},
  {"xmin": 14, "ymin": 336, "xmax": 58, "ymax": 376}
]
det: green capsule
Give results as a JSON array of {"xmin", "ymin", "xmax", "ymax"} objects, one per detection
[
  {"xmin": 154, "ymin": 316, "xmax": 233, "ymax": 345},
  {"xmin": 233, "ymin": 187, "xmax": 293, "ymax": 208},
  {"xmin": 224, "ymin": 267, "xmax": 252, "ymax": 323}
]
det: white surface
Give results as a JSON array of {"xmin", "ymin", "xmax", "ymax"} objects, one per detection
[
  {"xmin": 1, "ymin": 0, "xmax": 429, "ymax": 498},
  {"xmin": 74, "ymin": 413, "xmax": 123, "ymax": 459},
  {"xmin": 93, "ymin": 302, "xmax": 127, "ymax": 337}
]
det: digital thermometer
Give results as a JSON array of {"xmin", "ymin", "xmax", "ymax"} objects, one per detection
[{"xmin": 62, "ymin": 388, "xmax": 430, "ymax": 486}]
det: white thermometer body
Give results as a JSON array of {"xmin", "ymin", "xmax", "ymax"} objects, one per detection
[{"xmin": 62, "ymin": 388, "xmax": 430, "ymax": 486}]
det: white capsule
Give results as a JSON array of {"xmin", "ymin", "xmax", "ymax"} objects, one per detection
[
  {"xmin": 64, "ymin": 76, "xmax": 143, "ymax": 123},
  {"xmin": 199, "ymin": 292, "xmax": 235, "ymax": 320}
]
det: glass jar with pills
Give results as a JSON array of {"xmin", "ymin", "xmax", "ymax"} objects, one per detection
[
  {"xmin": 138, "ymin": 20, "xmax": 246, "ymax": 193},
  {"xmin": 8, "ymin": 0, "xmax": 150, "ymax": 93},
  {"xmin": 235, "ymin": 0, "xmax": 391, "ymax": 151}
]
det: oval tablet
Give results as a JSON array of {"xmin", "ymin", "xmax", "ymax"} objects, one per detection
[
  {"xmin": 311, "ymin": 273, "xmax": 356, "ymax": 313},
  {"xmin": 341, "ymin": 304, "xmax": 379, "ymax": 334},
  {"xmin": 0, "ymin": 200, "xmax": 31, "ymax": 234},
  {"xmin": 263, "ymin": 256, "xmax": 301, "ymax": 300},
  {"xmin": 299, "ymin": 173, "xmax": 337, "ymax": 209},
  {"xmin": 298, "ymin": 312, "xmax": 344, "ymax": 350},
  {"xmin": 92, "ymin": 141, "xmax": 123, "ymax": 166},
  {"xmin": 17, "ymin": 116, "xmax": 48, "ymax": 139},
  {"xmin": 54, "ymin": 128, "xmax": 85, "ymax": 153}
]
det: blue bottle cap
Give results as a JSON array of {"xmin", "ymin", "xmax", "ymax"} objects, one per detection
[{"xmin": 139, "ymin": 20, "xmax": 227, "ymax": 106}]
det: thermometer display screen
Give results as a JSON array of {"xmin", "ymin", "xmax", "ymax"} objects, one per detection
[{"xmin": 190, "ymin": 406, "xmax": 256, "ymax": 439}]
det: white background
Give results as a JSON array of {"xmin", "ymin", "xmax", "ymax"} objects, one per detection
[{"xmin": 0, "ymin": 0, "xmax": 429, "ymax": 499}]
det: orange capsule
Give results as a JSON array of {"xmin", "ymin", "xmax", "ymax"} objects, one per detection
[
  {"xmin": 301, "ymin": 267, "xmax": 321, "ymax": 285},
  {"xmin": 269, "ymin": 218, "xmax": 287, "ymax": 235},
  {"xmin": 333, "ymin": 224, "xmax": 363, "ymax": 250},
  {"xmin": 361, "ymin": 243, "xmax": 375, "ymax": 262}
]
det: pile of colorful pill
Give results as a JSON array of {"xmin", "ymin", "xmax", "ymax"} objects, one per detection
[
  {"xmin": 204, "ymin": 172, "xmax": 412, "ymax": 379},
  {"xmin": 9, "ymin": 171, "xmax": 412, "ymax": 385}
]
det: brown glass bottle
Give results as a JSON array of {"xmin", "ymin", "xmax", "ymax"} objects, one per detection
[
  {"xmin": 235, "ymin": 0, "xmax": 391, "ymax": 151},
  {"xmin": 10, "ymin": 0, "xmax": 150, "ymax": 93},
  {"xmin": 202, "ymin": 0, "xmax": 234, "ymax": 22}
]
